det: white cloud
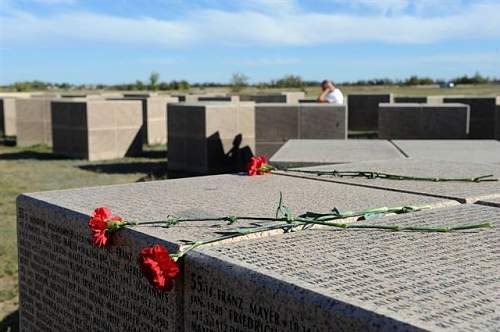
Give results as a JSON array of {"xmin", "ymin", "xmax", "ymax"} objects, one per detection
[{"xmin": 0, "ymin": 1, "xmax": 499, "ymax": 47}]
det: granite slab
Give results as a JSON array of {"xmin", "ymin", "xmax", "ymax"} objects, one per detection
[
  {"xmin": 269, "ymin": 139, "xmax": 404, "ymax": 168},
  {"xmin": 186, "ymin": 203, "xmax": 500, "ymax": 331},
  {"xmin": 276, "ymin": 159, "xmax": 500, "ymax": 203},
  {"xmin": 392, "ymin": 140, "xmax": 500, "ymax": 164}
]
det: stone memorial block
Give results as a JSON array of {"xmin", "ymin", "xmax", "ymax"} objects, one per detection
[
  {"xmin": 112, "ymin": 96, "xmax": 179, "ymax": 145},
  {"xmin": 346, "ymin": 93, "xmax": 392, "ymax": 131},
  {"xmin": 255, "ymin": 104, "xmax": 299, "ymax": 156},
  {"xmin": 51, "ymin": 100, "xmax": 143, "ymax": 160},
  {"xmin": 394, "ymin": 96, "xmax": 428, "ymax": 103},
  {"xmin": 185, "ymin": 203, "xmax": 500, "ymax": 331},
  {"xmin": 443, "ymin": 97, "xmax": 497, "ymax": 138},
  {"xmin": 278, "ymin": 158, "xmax": 500, "ymax": 203},
  {"xmin": 198, "ymin": 96, "xmax": 240, "ymax": 102},
  {"xmin": 240, "ymin": 92, "xmax": 305, "ymax": 104},
  {"xmin": 123, "ymin": 92, "xmax": 159, "ymax": 98},
  {"xmin": 0, "ymin": 97, "xmax": 17, "ymax": 136},
  {"xmin": 270, "ymin": 139, "xmax": 404, "ymax": 168},
  {"xmin": 495, "ymin": 104, "xmax": 500, "ymax": 140},
  {"xmin": 16, "ymin": 97, "xmax": 53, "ymax": 147},
  {"xmin": 392, "ymin": 140, "xmax": 500, "ymax": 164},
  {"xmin": 378, "ymin": 103, "xmax": 470, "ymax": 139},
  {"xmin": 299, "ymin": 104, "xmax": 347, "ymax": 139},
  {"xmin": 17, "ymin": 173, "xmax": 455, "ymax": 331},
  {"xmin": 168, "ymin": 102, "xmax": 255, "ymax": 174}
]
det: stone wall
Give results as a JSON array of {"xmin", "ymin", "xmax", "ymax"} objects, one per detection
[
  {"xmin": 347, "ymin": 93, "xmax": 392, "ymax": 131},
  {"xmin": 443, "ymin": 97, "xmax": 497, "ymax": 138}
]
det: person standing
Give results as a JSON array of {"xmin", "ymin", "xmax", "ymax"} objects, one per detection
[{"xmin": 317, "ymin": 80, "xmax": 344, "ymax": 104}]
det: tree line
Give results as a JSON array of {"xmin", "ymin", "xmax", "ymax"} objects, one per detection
[{"xmin": 2, "ymin": 71, "xmax": 498, "ymax": 92}]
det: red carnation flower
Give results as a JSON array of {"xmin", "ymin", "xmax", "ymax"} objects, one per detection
[
  {"xmin": 138, "ymin": 244, "xmax": 180, "ymax": 292},
  {"xmin": 247, "ymin": 156, "xmax": 272, "ymax": 176},
  {"xmin": 88, "ymin": 207, "xmax": 124, "ymax": 247}
]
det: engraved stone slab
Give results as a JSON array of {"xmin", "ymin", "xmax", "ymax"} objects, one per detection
[
  {"xmin": 167, "ymin": 102, "xmax": 255, "ymax": 174},
  {"xmin": 443, "ymin": 96, "xmax": 497, "ymax": 138},
  {"xmin": 0, "ymin": 97, "xmax": 17, "ymax": 136},
  {"xmin": 16, "ymin": 174, "xmax": 455, "ymax": 331},
  {"xmin": 378, "ymin": 103, "xmax": 470, "ymax": 139},
  {"xmin": 51, "ymin": 100, "xmax": 143, "ymax": 160},
  {"xmin": 110, "ymin": 96, "xmax": 179, "ymax": 145},
  {"xmin": 347, "ymin": 93, "xmax": 392, "ymax": 131},
  {"xmin": 186, "ymin": 203, "xmax": 500, "ymax": 331},
  {"xmin": 270, "ymin": 139, "xmax": 404, "ymax": 168},
  {"xmin": 16, "ymin": 97, "xmax": 53, "ymax": 147},
  {"xmin": 278, "ymin": 159, "xmax": 500, "ymax": 203},
  {"xmin": 392, "ymin": 140, "xmax": 500, "ymax": 164}
]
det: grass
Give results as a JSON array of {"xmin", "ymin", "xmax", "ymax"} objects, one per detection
[{"xmin": 0, "ymin": 142, "xmax": 169, "ymax": 331}]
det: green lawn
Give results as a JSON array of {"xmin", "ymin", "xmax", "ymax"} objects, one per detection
[{"xmin": 0, "ymin": 143, "xmax": 168, "ymax": 331}]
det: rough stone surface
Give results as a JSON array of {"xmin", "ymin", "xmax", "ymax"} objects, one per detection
[
  {"xmin": 279, "ymin": 159, "xmax": 500, "ymax": 203},
  {"xmin": 392, "ymin": 140, "xmax": 500, "ymax": 164},
  {"xmin": 270, "ymin": 139, "xmax": 404, "ymax": 168},
  {"xmin": 443, "ymin": 97, "xmax": 497, "ymax": 138},
  {"xmin": 51, "ymin": 100, "xmax": 143, "ymax": 160},
  {"xmin": 378, "ymin": 103, "xmax": 470, "ymax": 139},
  {"xmin": 16, "ymin": 97, "xmax": 53, "ymax": 147},
  {"xmin": 111, "ymin": 96, "xmax": 179, "ymax": 145},
  {"xmin": 187, "ymin": 203, "xmax": 500, "ymax": 331},
  {"xmin": 240, "ymin": 92, "xmax": 305, "ymax": 104},
  {"xmin": 0, "ymin": 97, "xmax": 17, "ymax": 136},
  {"xmin": 168, "ymin": 102, "xmax": 255, "ymax": 174},
  {"xmin": 16, "ymin": 173, "xmax": 455, "ymax": 331},
  {"xmin": 347, "ymin": 93, "xmax": 392, "ymax": 131}
]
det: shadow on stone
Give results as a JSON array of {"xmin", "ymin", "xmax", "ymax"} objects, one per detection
[
  {"xmin": 141, "ymin": 148, "xmax": 167, "ymax": 159},
  {"xmin": 0, "ymin": 309, "xmax": 19, "ymax": 332},
  {"xmin": 0, "ymin": 137, "xmax": 16, "ymax": 147}
]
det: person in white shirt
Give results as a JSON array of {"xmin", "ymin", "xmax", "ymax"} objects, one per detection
[{"xmin": 317, "ymin": 80, "xmax": 344, "ymax": 104}]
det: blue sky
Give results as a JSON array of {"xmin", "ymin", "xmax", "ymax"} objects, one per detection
[{"xmin": 0, "ymin": 0, "xmax": 499, "ymax": 84}]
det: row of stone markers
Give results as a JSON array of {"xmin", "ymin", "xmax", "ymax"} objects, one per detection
[
  {"xmin": 346, "ymin": 94, "xmax": 500, "ymax": 139},
  {"xmin": 17, "ymin": 158, "xmax": 500, "ymax": 331}
]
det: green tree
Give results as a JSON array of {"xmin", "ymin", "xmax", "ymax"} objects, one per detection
[
  {"xmin": 149, "ymin": 71, "xmax": 160, "ymax": 91},
  {"xmin": 275, "ymin": 74, "xmax": 303, "ymax": 88},
  {"xmin": 230, "ymin": 73, "xmax": 249, "ymax": 92}
]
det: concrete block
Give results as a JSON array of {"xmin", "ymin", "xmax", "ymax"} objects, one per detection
[
  {"xmin": 16, "ymin": 98, "xmax": 53, "ymax": 147},
  {"xmin": 392, "ymin": 140, "xmax": 500, "ymax": 164},
  {"xmin": 186, "ymin": 203, "xmax": 500, "ymax": 331},
  {"xmin": 443, "ymin": 97, "xmax": 497, "ymax": 138},
  {"xmin": 51, "ymin": 100, "xmax": 143, "ymax": 160},
  {"xmin": 198, "ymin": 96, "xmax": 240, "ymax": 102},
  {"xmin": 299, "ymin": 104, "xmax": 347, "ymax": 139},
  {"xmin": 347, "ymin": 93, "xmax": 392, "ymax": 131},
  {"xmin": 280, "ymin": 158, "xmax": 500, "ymax": 203},
  {"xmin": 378, "ymin": 103, "xmax": 470, "ymax": 139},
  {"xmin": 167, "ymin": 103, "xmax": 255, "ymax": 174},
  {"xmin": 270, "ymin": 139, "xmax": 404, "ymax": 168},
  {"xmin": 16, "ymin": 172, "xmax": 456, "ymax": 331},
  {"xmin": 0, "ymin": 97, "xmax": 17, "ymax": 136},
  {"xmin": 111, "ymin": 96, "xmax": 179, "ymax": 145},
  {"xmin": 255, "ymin": 104, "xmax": 299, "ymax": 143}
]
